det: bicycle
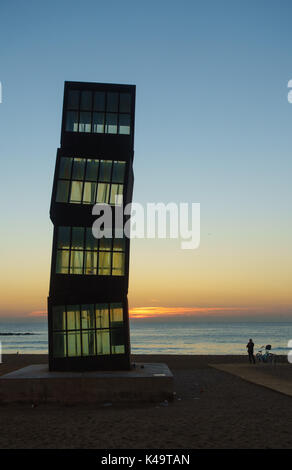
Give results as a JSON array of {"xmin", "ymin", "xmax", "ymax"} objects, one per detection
[{"xmin": 256, "ymin": 344, "xmax": 276, "ymax": 364}]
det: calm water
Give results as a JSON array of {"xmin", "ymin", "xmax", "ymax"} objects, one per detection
[{"xmin": 0, "ymin": 320, "xmax": 291, "ymax": 355}]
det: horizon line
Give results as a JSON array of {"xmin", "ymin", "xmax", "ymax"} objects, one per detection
[{"xmin": 0, "ymin": 305, "xmax": 291, "ymax": 321}]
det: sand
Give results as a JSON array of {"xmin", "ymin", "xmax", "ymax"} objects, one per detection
[{"xmin": 0, "ymin": 354, "xmax": 292, "ymax": 449}]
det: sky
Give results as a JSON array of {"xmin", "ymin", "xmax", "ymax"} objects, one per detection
[{"xmin": 0, "ymin": 0, "xmax": 291, "ymax": 321}]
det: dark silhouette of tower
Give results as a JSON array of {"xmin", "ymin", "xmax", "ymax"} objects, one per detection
[{"xmin": 48, "ymin": 81, "xmax": 135, "ymax": 371}]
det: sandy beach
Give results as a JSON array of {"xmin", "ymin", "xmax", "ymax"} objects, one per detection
[{"xmin": 0, "ymin": 354, "xmax": 291, "ymax": 449}]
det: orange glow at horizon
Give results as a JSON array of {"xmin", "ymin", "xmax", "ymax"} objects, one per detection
[
  {"xmin": 28, "ymin": 310, "xmax": 47, "ymax": 318},
  {"xmin": 129, "ymin": 306, "xmax": 256, "ymax": 319},
  {"xmin": 0, "ymin": 232, "xmax": 291, "ymax": 320},
  {"xmin": 1, "ymin": 303, "xmax": 292, "ymax": 320}
]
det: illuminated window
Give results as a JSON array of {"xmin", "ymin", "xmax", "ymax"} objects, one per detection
[
  {"xmin": 68, "ymin": 331, "xmax": 81, "ymax": 357},
  {"xmin": 70, "ymin": 181, "xmax": 83, "ymax": 204},
  {"xmin": 56, "ymin": 157, "xmax": 126, "ymax": 206},
  {"xmin": 96, "ymin": 304, "xmax": 109, "ymax": 328},
  {"xmin": 97, "ymin": 330, "xmax": 110, "ymax": 355},
  {"xmin": 82, "ymin": 330, "xmax": 96, "ymax": 356},
  {"xmin": 96, "ymin": 183, "xmax": 110, "ymax": 203},
  {"xmin": 67, "ymin": 305, "xmax": 80, "ymax": 330},
  {"xmin": 65, "ymin": 89, "xmax": 132, "ymax": 135},
  {"xmin": 81, "ymin": 304, "xmax": 95, "ymax": 329},
  {"xmin": 55, "ymin": 226, "xmax": 126, "ymax": 276},
  {"xmin": 56, "ymin": 250, "xmax": 69, "ymax": 274},
  {"xmin": 52, "ymin": 303, "xmax": 125, "ymax": 357},
  {"xmin": 70, "ymin": 250, "xmax": 83, "ymax": 274}
]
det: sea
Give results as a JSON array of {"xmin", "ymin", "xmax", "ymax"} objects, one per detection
[{"xmin": 0, "ymin": 319, "xmax": 291, "ymax": 356}]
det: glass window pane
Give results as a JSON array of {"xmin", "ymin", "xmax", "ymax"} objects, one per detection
[
  {"xmin": 71, "ymin": 227, "xmax": 84, "ymax": 249},
  {"xmin": 112, "ymin": 252, "xmax": 125, "ymax": 276},
  {"xmin": 92, "ymin": 112, "xmax": 104, "ymax": 133},
  {"xmin": 113, "ymin": 238, "xmax": 125, "ymax": 252},
  {"xmin": 83, "ymin": 182, "xmax": 97, "ymax": 204},
  {"xmin": 110, "ymin": 184, "xmax": 123, "ymax": 205},
  {"xmin": 97, "ymin": 330, "xmax": 110, "ymax": 355},
  {"xmin": 111, "ymin": 329, "xmax": 125, "ymax": 354},
  {"xmin": 96, "ymin": 183, "xmax": 110, "ymax": 203},
  {"xmin": 119, "ymin": 114, "xmax": 131, "ymax": 135},
  {"xmin": 52, "ymin": 305, "xmax": 66, "ymax": 330},
  {"xmin": 70, "ymin": 250, "xmax": 84, "ymax": 274},
  {"xmin": 110, "ymin": 184, "xmax": 118, "ymax": 205},
  {"xmin": 80, "ymin": 91, "xmax": 92, "ymax": 110},
  {"xmin": 67, "ymin": 305, "xmax": 80, "ymax": 330},
  {"xmin": 68, "ymin": 331, "xmax": 81, "ymax": 357},
  {"xmin": 72, "ymin": 158, "xmax": 85, "ymax": 180},
  {"xmin": 99, "ymin": 160, "xmax": 112, "ymax": 182},
  {"xmin": 84, "ymin": 251, "xmax": 97, "ymax": 275},
  {"xmin": 57, "ymin": 226, "xmax": 70, "ymax": 249},
  {"xmin": 56, "ymin": 250, "xmax": 69, "ymax": 274},
  {"xmin": 56, "ymin": 180, "xmax": 69, "ymax": 203},
  {"xmin": 110, "ymin": 304, "xmax": 124, "ymax": 327},
  {"xmin": 67, "ymin": 90, "xmax": 79, "ymax": 109},
  {"xmin": 82, "ymin": 330, "xmax": 96, "ymax": 356},
  {"xmin": 106, "ymin": 92, "xmax": 118, "ymax": 112},
  {"xmin": 98, "ymin": 251, "xmax": 111, "ymax": 275},
  {"xmin": 112, "ymin": 161, "xmax": 125, "ymax": 183},
  {"xmin": 53, "ymin": 332, "xmax": 67, "ymax": 357},
  {"xmin": 93, "ymin": 92, "xmax": 105, "ymax": 111},
  {"xmin": 66, "ymin": 111, "xmax": 78, "ymax": 132},
  {"xmin": 70, "ymin": 181, "xmax": 83, "ymax": 203},
  {"xmin": 81, "ymin": 304, "xmax": 95, "ymax": 329},
  {"xmin": 99, "ymin": 238, "xmax": 112, "ymax": 251},
  {"xmin": 105, "ymin": 113, "xmax": 117, "ymax": 134},
  {"xmin": 85, "ymin": 227, "xmax": 98, "ymax": 250},
  {"xmin": 95, "ymin": 304, "xmax": 109, "ymax": 328},
  {"xmin": 59, "ymin": 157, "xmax": 72, "ymax": 179},
  {"xmin": 79, "ymin": 112, "xmax": 91, "ymax": 133},
  {"xmin": 119, "ymin": 93, "xmax": 131, "ymax": 112},
  {"xmin": 85, "ymin": 159, "xmax": 99, "ymax": 181}
]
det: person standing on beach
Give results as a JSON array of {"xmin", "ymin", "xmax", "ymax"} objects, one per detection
[{"xmin": 246, "ymin": 339, "xmax": 255, "ymax": 364}]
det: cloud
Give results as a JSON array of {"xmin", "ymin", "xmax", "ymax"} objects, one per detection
[{"xmin": 28, "ymin": 310, "xmax": 47, "ymax": 318}]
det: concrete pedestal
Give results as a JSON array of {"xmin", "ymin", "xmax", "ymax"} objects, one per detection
[{"xmin": 0, "ymin": 363, "xmax": 173, "ymax": 404}]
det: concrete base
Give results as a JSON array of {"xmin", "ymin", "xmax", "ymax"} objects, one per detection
[{"xmin": 0, "ymin": 363, "xmax": 173, "ymax": 404}]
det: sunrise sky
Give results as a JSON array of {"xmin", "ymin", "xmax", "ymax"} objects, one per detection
[{"xmin": 0, "ymin": 0, "xmax": 292, "ymax": 321}]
